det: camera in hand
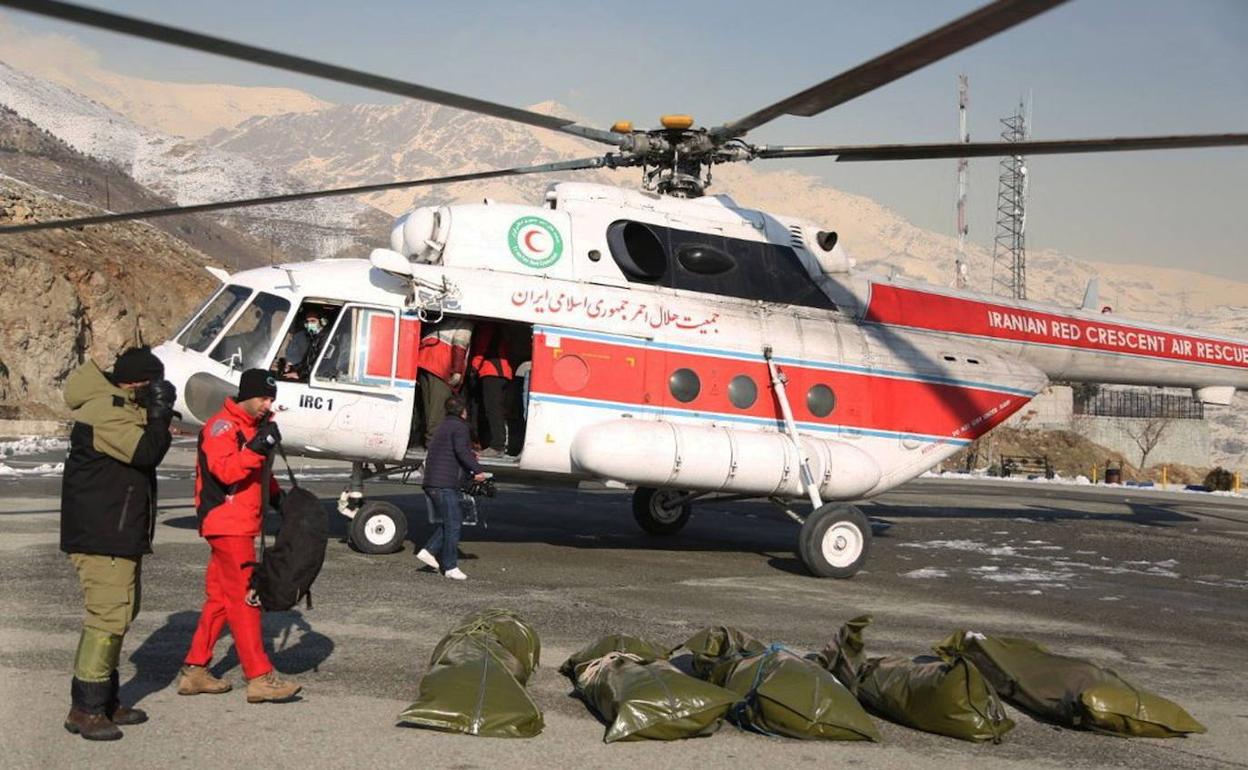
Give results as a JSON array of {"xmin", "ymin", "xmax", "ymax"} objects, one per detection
[{"xmin": 464, "ymin": 477, "xmax": 497, "ymax": 498}]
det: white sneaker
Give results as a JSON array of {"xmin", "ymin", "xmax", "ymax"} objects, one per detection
[
  {"xmin": 415, "ymin": 549, "xmax": 440, "ymax": 570},
  {"xmin": 444, "ymin": 567, "xmax": 468, "ymax": 581}
]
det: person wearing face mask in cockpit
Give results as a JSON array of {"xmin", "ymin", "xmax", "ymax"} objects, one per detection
[{"xmin": 281, "ymin": 308, "xmax": 329, "ymax": 381}]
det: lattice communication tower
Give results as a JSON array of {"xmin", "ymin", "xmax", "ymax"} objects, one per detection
[{"xmin": 990, "ymin": 102, "xmax": 1029, "ymax": 299}]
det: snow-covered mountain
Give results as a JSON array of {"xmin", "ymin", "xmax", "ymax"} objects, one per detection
[{"xmin": 0, "ymin": 61, "xmax": 390, "ymax": 262}]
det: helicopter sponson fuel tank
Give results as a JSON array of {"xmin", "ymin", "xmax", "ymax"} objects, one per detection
[{"xmin": 570, "ymin": 421, "xmax": 883, "ymax": 500}]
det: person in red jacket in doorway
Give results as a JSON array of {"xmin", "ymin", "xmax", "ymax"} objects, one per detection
[
  {"xmin": 176, "ymin": 369, "xmax": 302, "ymax": 703},
  {"xmin": 469, "ymin": 323, "xmax": 513, "ymax": 457}
]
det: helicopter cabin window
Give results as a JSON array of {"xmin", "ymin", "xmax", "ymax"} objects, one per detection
[
  {"xmin": 177, "ymin": 284, "xmax": 252, "ymax": 353},
  {"xmin": 209, "ymin": 291, "xmax": 290, "ymax": 371},
  {"xmin": 311, "ymin": 305, "xmax": 399, "ymax": 389},
  {"xmin": 606, "ymin": 219, "xmax": 835, "ymax": 309}
]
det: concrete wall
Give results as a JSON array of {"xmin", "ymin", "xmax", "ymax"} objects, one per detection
[
  {"xmin": 1006, "ymin": 385, "xmax": 1074, "ymax": 430},
  {"xmin": 1077, "ymin": 416, "xmax": 1211, "ymax": 468},
  {"xmin": 1004, "ymin": 385, "xmax": 1211, "ymax": 467}
]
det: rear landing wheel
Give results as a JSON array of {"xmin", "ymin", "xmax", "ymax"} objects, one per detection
[
  {"xmin": 798, "ymin": 503, "xmax": 871, "ymax": 578},
  {"xmin": 632, "ymin": 487, "xmax": 692, "ymax": 536},
  {"xmin": 349, "ymin": 500, "xmax": 408, "ymax": 554}
]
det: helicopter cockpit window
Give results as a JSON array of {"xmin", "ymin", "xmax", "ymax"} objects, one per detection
[
  {"xmin": 209, "ymin": 292, "xmax": 291, "ymax": 371},
  {"xmin": 606, "ymin": 220, "xmax": 667, "ymax": 282},
  {"xmin": 177, "ymin": 285, "xmax": 252, "ymax": 353},
  {"xmin": 311, "ymin": 305, "xmax": 398, "ymax": 389}
]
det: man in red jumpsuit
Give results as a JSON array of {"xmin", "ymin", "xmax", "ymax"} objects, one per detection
[{"xmin": 176, "ymin": 369, "xmax": 301, "ymax": 703}]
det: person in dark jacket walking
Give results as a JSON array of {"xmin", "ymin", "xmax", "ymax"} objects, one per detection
[
  {"xmin": 60, "ymin": 346, "xmax": 175, "ymax": 741},
  {"xmin": 416, "ymin": 395, "xmax": 487, "ymax": 580}
]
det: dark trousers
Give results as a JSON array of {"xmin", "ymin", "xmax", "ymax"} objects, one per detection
[
  {"xmin": 423, "ymin": 487, "xmax": 463, "ymax": 571},
  {"xmin": 480, "ymin": 376, "xmax": 507, "ymax": 451},
  {"xmin": 419, "ymin": 371, "xmax": 454, "ymax": 446}
]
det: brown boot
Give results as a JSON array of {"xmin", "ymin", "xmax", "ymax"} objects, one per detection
[
  {"xmin": 246, "ymin": 670, "xmax": 302, "ymax": 704},
  {"xmin": 64, "ymin": 707, "xmax": 122, "ymax": 741},
  {"xmin": 177, "ymin": 664, "xmax": 232, "ymax": 696},
  {"xmin": 107, "ymin": 670, "xmax": 147, "ymax": 725},
  {"xmin": 67, "ymin": 677, "xmax": 122, "ymax": 740}
]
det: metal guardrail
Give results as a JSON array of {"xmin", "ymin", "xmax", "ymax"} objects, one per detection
[{"xmin": 1073, "ymin": 390, "xmax": 1204, "ymax": 420}]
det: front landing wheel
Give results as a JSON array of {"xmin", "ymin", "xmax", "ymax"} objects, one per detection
[
  {"xmin": 349, "ymin": 500, "xmax": 408, "ymax": 554},
  {"xmin": 632, "ymin": 487, "xmax": 692, "ymax": 536},
  {"xmin": 798, "ymin": 504, "xmax": 871, "ymax": 578}
]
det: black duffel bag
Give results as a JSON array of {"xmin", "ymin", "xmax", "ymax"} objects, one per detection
[{"xmin": 249, "ymin": 443, "xmax": 328, "ymax": 611}]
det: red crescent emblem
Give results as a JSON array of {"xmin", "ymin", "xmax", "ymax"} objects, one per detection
[{"xmin": 524, "ymin": 229, "xmax": 544, "ymax": 253}]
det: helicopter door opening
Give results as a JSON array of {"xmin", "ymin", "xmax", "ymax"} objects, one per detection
[
  {"xmin": 409, "ymin": 316, "xmax": 532, "ymax": 461},
  {"xmin": 269, "ymin": 302, "xmax": 417, "ymax": 462}
]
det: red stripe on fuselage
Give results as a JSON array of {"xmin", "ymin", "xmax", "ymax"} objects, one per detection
[
  {"xmin": 865, "ymin": 284, "xmax": 1248, "ymax": 369},
  {"xmin": 530, "ymin": 331, "xmax": 1029, "ymax": 442}
]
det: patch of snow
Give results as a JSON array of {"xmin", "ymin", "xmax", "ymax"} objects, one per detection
[
  {"xmin": 900, "ymin": 539, "xmax": 1017, "ymax": 557},
  {"xmin": 901, "ymin": 568, "xmax": 949, "ymax": 579},
  {"xmin": 0, "ymin": 462, "xmax": 64, "ymax": 476},
  {"xmin": 0, "ymin": 436, "xmax": 69, "ymax": 457},
  {"xmin": 968, "ymin": 566, "xmax": 1075, "ymax": 585}
]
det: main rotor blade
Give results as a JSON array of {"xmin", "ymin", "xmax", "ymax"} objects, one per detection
[
  {"xmin": 753, "ymin": 134, "xmax": 1248, "ymax": 161},
  {"xmin": 0, "ymin": 157, "xmax": 612, "ymax": 235},
  {"xmin": 712, "ymin": 0, "xmax": 1066, "ymax": 140},
  {"xmin": 0, "ymin": 0, "xmax": 621, "ymax": 146}
]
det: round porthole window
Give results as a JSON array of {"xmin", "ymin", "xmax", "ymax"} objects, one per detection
[
  {"xmin": 807, "ymin": 384, "xmax": 836, "ymax": 417},
  {"xmin": 728, "ymin": 375, "xmax": 757, "ymax": 409},
  {"xmin": 669, "ymin": 368, "xmax": 701, "ymax": 403}
]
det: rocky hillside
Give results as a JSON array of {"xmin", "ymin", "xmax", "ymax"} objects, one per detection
[
  {"xmin": 0, "ymin": 177, "xmax": 216, "ymax": 418},
  {"xmin": 0, "ymin": 106, "xmax": 278, "ymax": 270}
]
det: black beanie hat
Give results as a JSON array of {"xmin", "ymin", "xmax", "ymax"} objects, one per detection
[
  {"xmin": 237, "ymin": 369, "xmax": 278, "ymax": 401},
  {"xmin": 112, "ymin": 346, "xmax": 164, "ymax": 384}
]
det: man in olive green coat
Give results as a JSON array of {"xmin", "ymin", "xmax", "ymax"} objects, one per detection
[{"xmin": 60, "ymin": 347, "xmax": 176, "ymax": 740}]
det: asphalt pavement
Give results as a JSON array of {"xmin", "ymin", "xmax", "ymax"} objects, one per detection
[{"xmin": 1, "ymin": 441, "xmax": 1246, "ymax": 769}]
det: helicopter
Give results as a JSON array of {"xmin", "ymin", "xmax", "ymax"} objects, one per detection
[{"xmin": 3, "ymin": 0, "xmax": 1247, "ymax": 578}]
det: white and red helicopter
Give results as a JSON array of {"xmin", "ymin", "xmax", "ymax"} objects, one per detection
[{"xmin": 5, "ymin": 0, "xmax": 1248, "ymax": 577}]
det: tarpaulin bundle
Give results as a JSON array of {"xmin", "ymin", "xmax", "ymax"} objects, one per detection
[
  {"xmin": 936, "ymin": 630, "xmax": 1206, "ymax": 738},
  {"xmin": 573, "ymin": 651, "xmax": 739, "ymax": 742},
  {"xmin": 559, "ymin": 633, "xmax": 670, "ymax": 678},
  {"xmin": 819, "ymin": 616, "xmax": 1013, "ymax": 743},
  {"xmin": 435, "ymin": 608, "xmax": 541, "ymax": 684},
  {"xmin": 719, "ymin": 643, "xmax": 882, "ymax": 741},
  {"xmin": 672, "ymin": 625, "xmax": 766, "ymax": 682},
  {"xmin": 397, "ymin": 609, "xmax": 544, "ymax": 738}
]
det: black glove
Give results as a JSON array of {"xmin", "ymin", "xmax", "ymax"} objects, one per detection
[
  {"xmin": 246, "ymin": 421, "xmax": 282, "ymax": 455},
  {"xmin": 270, "ymin": 487, "xmax": 284, "ymax": 510},
  {"xmin": 146, "ymin": 380, "xmax": 177, "ymax": 424}
]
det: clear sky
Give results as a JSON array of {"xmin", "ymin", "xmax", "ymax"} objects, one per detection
[{"xmin": 4, "ymin": 0, "xmax": 1247, "ymax": 280}]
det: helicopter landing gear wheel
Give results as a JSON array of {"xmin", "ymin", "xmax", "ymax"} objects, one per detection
[
  {"xmin": 349, "ymin": 500, "xmax": 408, "ymax": 554},
  {"xmin": 632, "ymin": 487, "xmax": 692, "ymax": 536},
  {"xmin": 798, "ymin": 503, "xmax": 871, "ymax": 579}
]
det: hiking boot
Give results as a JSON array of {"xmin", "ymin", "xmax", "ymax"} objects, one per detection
[
  {"xmin": 106, "ymin": 670, "xmax": 147, "ymax": 725},
  {"xmin": 109, "ymin": 704, "xmax": 148, "ymax": 726},
  {"xmin": 444, "ymin": 567, "xmax": 468, "ymax": 581},
  {"xmin": 177, "ymin": 665, "xmax": 232, "ymax": 695},
  {"xmin": 64, "ymin": 708, "xmax": 122, "ymax": 741},
  {"xmin": 246, "ymin": 671, "xmax": 302, "ymax": 703},
  {"xmin": 415, "ymin": 548, "xmax": 440, "ymax": 570}
]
